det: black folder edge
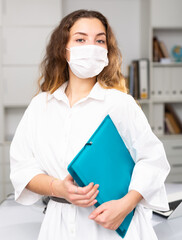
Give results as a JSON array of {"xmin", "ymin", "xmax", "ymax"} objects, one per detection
[{"xmin": 153, "ymin": 200, "xmax": 182, "ymax": 219}]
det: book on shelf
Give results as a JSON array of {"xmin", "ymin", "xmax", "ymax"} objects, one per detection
[
  {"xmin": 128, "ymin": 59, "xmax": 149, "ymax": 100},
  {"xmin": 133, "ymin": 60, "xmax": 139, "ymax": 99},
  {"xmin": 128, "ymin": 65, "xmax": 134, "ymax": 96},
  {"xmin": 164, "ymin": 104, "xmax": 182, "ymax": 134},
  {"xmin": 128, "ymin": 62, "xmax": 137, "ymax": 98},
  {"xmin": 159, "ymin": 41, "xmax": 170, "ymax": 58},
  {"xmin": 153, "ymin": 36, "xmax": 170, "ymax": 63},
  {"xmin": 165, "ymin": 112, "xmax": 181, "ymax": 134}
]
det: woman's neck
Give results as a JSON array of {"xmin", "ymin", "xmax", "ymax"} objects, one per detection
[{"xmin": 65, "ymin": 73, "xmax": 97, "ymax": 107}]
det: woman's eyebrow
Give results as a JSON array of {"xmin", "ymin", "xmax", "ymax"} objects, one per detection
[
  {"xmin": 96, "ymin": 32, "xmax": 106, "ymax": 37},
  {"xmin": 73, "ymin": 32, "xmax": 88, "ymax": 36},
  {"xmin": 73, "ymin": 32, "xmax": 106, "ymax": 36}
]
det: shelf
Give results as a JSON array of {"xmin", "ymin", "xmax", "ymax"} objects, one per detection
[
  {"xmin": 150, "ymin": 0, "xmax": 182, "ymax": 173},
  {"xmin": 152, "ymin": 26, "xmax": 182, "ymax": 31},
  {"xmin": 152, "ymin": 62, "xmax": 182, "ymax": 67},
  {"xmin": 151, "ymin": 0, "xmax": 182, "ymax": 29},
  {"xmin": 0, "ymin": 141, "xmax": 12, "ymax": 146},
  {"xmin": 4, "ymin": 104, "xmax": 28, "ymax": 108},
  {"xmin": 136, "ymin": 99, "xmax": 151, "ymax": 104},
  {"xmin": 152, "ymin": 98, "xmax": 182, "ymax": 103},
  {"xmin": 157, "ymin": 134, "xmax": 182, "ymax": 141}
]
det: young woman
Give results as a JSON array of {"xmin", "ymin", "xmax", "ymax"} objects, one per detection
[{"xmin": 10, "ymin": 10, "xmax": 170, "ymax": 240}]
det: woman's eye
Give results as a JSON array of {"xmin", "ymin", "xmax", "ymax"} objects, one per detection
[
  {"xmin": 76, "ymin": 39, "xmax": 85, "ymax": 43},
  {"xmin": 96, "ymin": 39, "xmax": 106, "ymax": 44}
]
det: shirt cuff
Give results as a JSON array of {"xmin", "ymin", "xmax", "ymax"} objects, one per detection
[
  {"xmin": 11, "ymin": 170, "xmax": 45, "ymax": 205},
  {"xmin": 128, "ymin": 164, "xmax": 170, "ymax": 211}
]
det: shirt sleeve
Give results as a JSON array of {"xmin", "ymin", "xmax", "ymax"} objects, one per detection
[
  {"xmin": 10, "ymin": 99, "xmax": 46, "ymax": 205},
  {"xmin": 122, "ymin": 95, "xmax": 170, "ymax": 211}
]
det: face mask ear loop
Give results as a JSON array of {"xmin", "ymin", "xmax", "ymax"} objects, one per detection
[{"xmin": 65, "ymin": 48, "xmax": 71, "ymax": 63}]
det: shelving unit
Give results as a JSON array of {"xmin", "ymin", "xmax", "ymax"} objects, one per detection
[
  {"xmin": 149, "ymin": 0, "xmax": 182, "ymax": 182},
  {"xmin": 0, "ymin": 0, "xmax": 62, "ymax": 202}
]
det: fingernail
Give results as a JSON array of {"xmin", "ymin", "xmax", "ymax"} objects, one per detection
[{"xmin": 89, "ymin": 214, "xmax": 94, "ymax": 219}]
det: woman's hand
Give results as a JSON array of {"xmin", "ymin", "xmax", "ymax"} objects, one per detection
[
  {"xmin": 54, "ymin": 174, "xmax": 99, "ymax": 208},
  {"xmin": 88, "ymin": 190, "xmax": 142, "ymax": 230},
  {"xmin": 88, "ymin": 199, "xmax": 130, "ymax": 230}
]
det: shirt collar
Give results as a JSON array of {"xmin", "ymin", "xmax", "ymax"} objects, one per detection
[{"xmin": 48, "ymin": 81, "xmax": 105, "ymax": 102}]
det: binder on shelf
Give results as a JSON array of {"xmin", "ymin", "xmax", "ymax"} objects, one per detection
[
  {"xmin": 129, "ymin": 59, "xmax": 149, "ymax": 100},
  {"xmin": 132, "ymin": 60, "xmax": 139, "ymax": 99},
  {"xmin": 128, "ymin": 64, "xmax": 134, "ymax": 96},
  {"xmin": 67, "ymin": 115, "xmax": 135, "ymax": 238},
  {"xmin": 171, "ymin": 67, "xmax": 182, "ymax": 100},
  {"xmin": 153, "ymin": 104, "xmax": 164, "ymax": 135},
  {"xmin": 153, "ymin": 67, "xmax": 167, "ymax": 99},
  {"xmin": 138, "ymin": 59, "xmax": 149, "ymax": 99}
]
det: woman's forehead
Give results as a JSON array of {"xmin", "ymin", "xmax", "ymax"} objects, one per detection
[{"xmin": 70, "ymin": 18, "xmax": 106, "ymax": 36}]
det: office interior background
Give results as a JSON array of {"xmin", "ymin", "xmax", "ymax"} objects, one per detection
[{"xmin": 0, "ymin": 0, "xmax": 182, "ymax": 202}]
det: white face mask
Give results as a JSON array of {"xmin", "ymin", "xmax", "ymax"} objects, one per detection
[{"xmin": 66, "ymin": 45, "xmax": 109, "ymax": 79}]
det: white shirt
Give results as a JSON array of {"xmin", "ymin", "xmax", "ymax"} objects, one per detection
[{"xmin": 10, "ymin": 81, "xmax": 170, "ymax": 240}]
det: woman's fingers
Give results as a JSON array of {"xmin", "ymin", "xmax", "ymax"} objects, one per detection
[
  {"xmin": 74, "ymin": 183, "xmax": 99, "ymax": 200},
  {"xmin": 68, "ymin": 183, "xmax": 99, "ymax": 206},
  {"xmin": 65, "ymin": 174, "xmax": 74, "ymax": 182},
  {"xmin": 64, "ymin": 174, "xmax": 100, "ymax": 207},
  {"xmin": 81, "ymin": 189, "xmax": 99, "ymax": 206},
  {"xmin": 77, "ymin": 182, "xmax": 95, "ymax": 195},
  {"xmin": 74, "ymin": 188, "xmax": 99, "ymax": 207},
  {"xmin": 65, "ymin": 174, "xmax": 97, "ymax": 195},
  {"xmin": 69, "ymin": 181, "xmax": 97, "ymax": 196}
]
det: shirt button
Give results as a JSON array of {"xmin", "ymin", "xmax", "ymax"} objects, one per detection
[{"xmin": 70, "ymin": 227, "xmax": 75, "ymax": 234}]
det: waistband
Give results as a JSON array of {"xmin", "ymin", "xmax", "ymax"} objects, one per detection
[{"xmin": 50, "ymin": 196, "xmax": 71, "ymax": 204}]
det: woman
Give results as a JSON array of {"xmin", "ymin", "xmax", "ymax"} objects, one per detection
[{"xmin": 10, "ymin": 10, "xmax": 170, "ymax": 240}]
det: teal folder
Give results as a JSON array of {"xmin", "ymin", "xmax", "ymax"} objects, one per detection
[{"xmin": 67, "ymin": 115, "xmax": 135, "ymax": 238}]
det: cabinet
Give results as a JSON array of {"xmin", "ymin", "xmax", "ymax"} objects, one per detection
[
  {"xmin": 161, "ymin": 136, "xmax": 182, "ymax": 182},
  {"xmin": 149, "ymin": 0, "xmax": 182, "ymax": 182},
  {"xmin": 0, "ymin": 0, "xmax": 62, "ymax": 202}
]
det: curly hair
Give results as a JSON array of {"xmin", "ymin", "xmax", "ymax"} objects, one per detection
[{"xmin": 37, "ymin": 9, "xmax": 128, "ymax": 94}]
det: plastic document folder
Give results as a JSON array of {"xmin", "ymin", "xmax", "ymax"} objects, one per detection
[
  {"xmin": 153, "ymin": 200, "xmax": 182, "ymax": 219},
  {"xmin": 67, "ymin": 115, "xmax": 135, "ymax": 238}
]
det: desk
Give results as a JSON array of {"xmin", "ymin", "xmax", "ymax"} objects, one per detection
[
  {"xmin": 0, "ymin": 195, "xmax": 44, "ymax": 240},
  {"xmin": 0, "ymin": 184, "xmax": 182, "ymax": 240},
  {"xmin": 152, "ymin": 183, "xmax": 182, "ymax": 240}
]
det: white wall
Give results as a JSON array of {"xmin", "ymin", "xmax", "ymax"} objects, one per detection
[{"xmin": 0, "ymin": 0, "xmax": 62, "ymax": 201}]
